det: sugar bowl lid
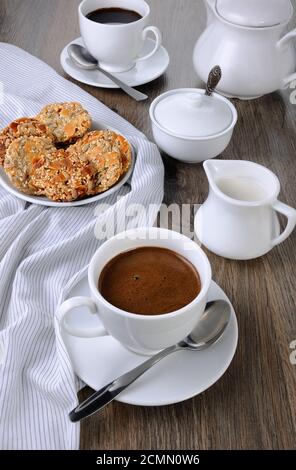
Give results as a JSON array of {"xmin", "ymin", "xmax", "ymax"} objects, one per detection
[
  {"xmin": 152, "ymin": 89, "xmax": 233, "ymax": 138},
  {"xmin": 216, "ymin": 0, "xmax": 293, "ymax": 28}
]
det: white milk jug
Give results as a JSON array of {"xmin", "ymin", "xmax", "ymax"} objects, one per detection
[{"xmin": 195, "ymin": 160, "xmax": 296, "ymax": 260}]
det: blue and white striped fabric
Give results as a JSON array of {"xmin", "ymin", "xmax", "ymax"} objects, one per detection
[{"xmin": 0, "ymin": 43, "xmax": 164, "ymax": 450}]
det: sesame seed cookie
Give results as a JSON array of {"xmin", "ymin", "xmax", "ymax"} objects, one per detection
[
  {"xmin": 36, "ymin": 102, "xmax": 92, "ymax": 144},
  {"xmin": 0, "ymin": 118, "xmax": 54, "ymax": 166},
  {"xmin": 67, "ymin": 130, "xmax": 126, "ymax": 193},
  {"xmin": 30, "ymin": 149, "xmax": 96, "ymax": 202},
  {"xmin": 90, "ymin": 151, "xmax": 123, "ymax": 194},
  {"xmin": 70, "ymin": 129, "xmax": 132, "ymax": 174},
  {"xmin": 4, "ymin": 136, "xmax": 57, "ymax": 195}
]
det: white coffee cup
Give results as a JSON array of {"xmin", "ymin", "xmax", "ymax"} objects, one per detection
[
  {"xmin": 59, "ymin": 228, "xmax": 212, "ymax": 355},
  {"xmin": 79, "ymin": 0, "xmax": 162, "ymax": 73}
]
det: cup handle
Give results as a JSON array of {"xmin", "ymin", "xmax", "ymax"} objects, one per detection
[
  {"xmin": 271, "ymin": 201, "xmax": 296, "ymax": 247},
  {"xmin": 137, "ymin": 26, "xmax": 162, "ymax": 62},
  {"xmin": 59, "ymin": 296, "xmax": 107, "ymax": 338}
]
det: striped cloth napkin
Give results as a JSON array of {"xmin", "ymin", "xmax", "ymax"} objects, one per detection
[{"xmin": 0, "ymin": 43, "xmax": 164, "ymax": 450}]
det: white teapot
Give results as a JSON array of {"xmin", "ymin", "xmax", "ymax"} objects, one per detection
[
  {"xmin": 193, "ymin": 0, "xmax": 296, "ymax": 99},
  {"xmin": 195, "ymin": 160, "xmax": 296, "ymax": 260}
]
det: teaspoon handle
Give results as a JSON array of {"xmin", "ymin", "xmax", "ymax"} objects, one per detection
[
  {"xmin": 205, "ymin": 65, "xmax": 222, "ymax": 97},
  {"xmin": 96, "ymin": 65, "xmax": 148, "ymax": 101},
  {"xmin": 69, "ymin": 344, "xmax": 179, "ymax": 422}
]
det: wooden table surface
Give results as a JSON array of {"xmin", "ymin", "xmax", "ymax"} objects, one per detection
[{"xmin": 1, "ymin": 0, "xmax": 296, "ymax": 450}]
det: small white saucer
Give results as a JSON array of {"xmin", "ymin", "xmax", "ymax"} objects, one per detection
[
  {"xmin": 60, "ymin": 37, "xmax": 170, "ymax": 89},
  {"xmin": 60, "ymin": 274, "xmax": 238, "ymax": 407}
]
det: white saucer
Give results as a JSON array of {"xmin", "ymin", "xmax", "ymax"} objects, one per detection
[
  {"xmin": 0, "ymin": 120, "xmax": 135, "ymax": 207},
  {"xmin": 60, "ymin": 275, "xmax": 238, "ymax": 406},
  {"xmin": 60, "ymin": 37, "xmax": 170, "ymax": 89}
]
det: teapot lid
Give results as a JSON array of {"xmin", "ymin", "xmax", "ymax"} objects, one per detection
[
  {"xmin": 153, "ymin": 89, "xmax": 233, "ymax": 138},
  {"xmin": 216, "ymin": 0, "xmax": 293, "ymax": 27}
]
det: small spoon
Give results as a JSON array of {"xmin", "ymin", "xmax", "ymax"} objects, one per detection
[
  {"xmin": 67, "ymin": 44, "xmax": 148, "ymax": 102},
  {"xmin": 205, "ymin": 65, "xmax": 222, "ymax": 96},
  {"xmin": 69, "ymin": 299, "xmax": 231, "ymax": 422}
]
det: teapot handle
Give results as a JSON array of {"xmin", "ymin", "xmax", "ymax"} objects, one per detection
[
  {"xmin": 271, "ymin": 201, "xmax": 296, "ymax": 248},
  {"xmin": 277, "ymin": 29, "xmax": 296, "ymax": 86},
  {"xmin": 283, "ymin": 72, "xmax": 296, "ymax": 87},
  {"xmin": 277, "ymin": 29, "xmax": 296, "ymax": 49}
]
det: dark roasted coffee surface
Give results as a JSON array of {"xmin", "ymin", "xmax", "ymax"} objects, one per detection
[
  {"xmin": 99, "ymin": 247, "xmax": 201, "ymax": 315},
  {"xmin": 86, "ymin": 7, "xmax": 142, "ymax": 24}
]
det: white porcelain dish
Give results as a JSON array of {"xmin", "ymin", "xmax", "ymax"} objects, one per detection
[
  {"xmin": 0, "ymin": 120, "xmax": 135, "ymax": 207},
  {"xmin": 61, "ymin": 37, "xmax": 169, "ymax": 89},
  {"xmin": 59, "ymin": 273, "xmax": 238, "ymax": 407},
  {"xmin": 149, "ymin": 88, "xmax": 237, "ymax": 163}
]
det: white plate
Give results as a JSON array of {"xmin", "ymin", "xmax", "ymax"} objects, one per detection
[
  {"xmin": 60, "ymin": 276, "xmax": 238, "ymax": 407},
  {"xmin": 60, "ymin": 37, "xmax": 170, "ymax": 89},
  {"xmin": 0, "ymin": 121, "xmax": 135, "ymax": 207}
]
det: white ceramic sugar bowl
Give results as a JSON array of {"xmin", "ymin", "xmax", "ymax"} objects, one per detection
[{"xmin": 149, "ymin": 88, "xmax": 237, "ymax": 163}]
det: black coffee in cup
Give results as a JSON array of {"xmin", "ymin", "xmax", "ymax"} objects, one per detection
[
  {"xmin": 99, "ymin": 247, "xmax": 201, "ymax": 315},
  {"xmin": 86, "ymin": 7, "xmax": 142, "ymax": 24}
]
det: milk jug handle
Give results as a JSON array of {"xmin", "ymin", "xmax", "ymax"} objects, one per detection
[
  {"xmin": 277, "ymin": 29, "xmax": 296, "ymax": 86},
  {"xmin": 271, "ymin": 201, "xmax": 296, "ymax": 247}
]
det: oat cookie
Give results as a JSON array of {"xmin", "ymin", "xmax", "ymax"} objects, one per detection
[
  {"xmin": 4, "ymin": 136, "xmax": 57, "ymax": 194},
  {"xmin": 70, "ymin": 129, "xmax": 131, "ymax": 173},
  {"xmin": 0, "ymin": 118, "xmax": 54, "ymax": 166},
  {"xmin": 68, "ymin": 130, "xmax": 125, "ymax": 193},
  {"xmin": 36, "ymin": 102, "xmax": 92, "ymax": 143},
  {"xmin": 90, "ymin": 151, "xmax": 123, "ymax": 194},
  {"xmin": 31, "ymin": 149, "xmax": 96, "ymax": 202},
  {"xmin": 115, "ymin": 133, "xmax": 132, "ymax": 175}
]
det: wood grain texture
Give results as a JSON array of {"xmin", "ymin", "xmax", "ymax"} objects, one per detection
[{"xmin": 1, "ymin": 0, "xmax": 296, "ymax": 450}]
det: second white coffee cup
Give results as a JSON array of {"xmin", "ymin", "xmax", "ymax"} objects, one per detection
[{"xmin": 79, "ymin": 0, "xmax": 162, "ymax": 73}]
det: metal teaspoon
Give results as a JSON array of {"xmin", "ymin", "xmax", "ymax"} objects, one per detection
[
  {"xmin": 67, "ymin": 44, "xmax": 148, "ymax": 102},
  {"xmin": 69, "ymin": 299, "xmax": 231, "ymax": 422}
]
